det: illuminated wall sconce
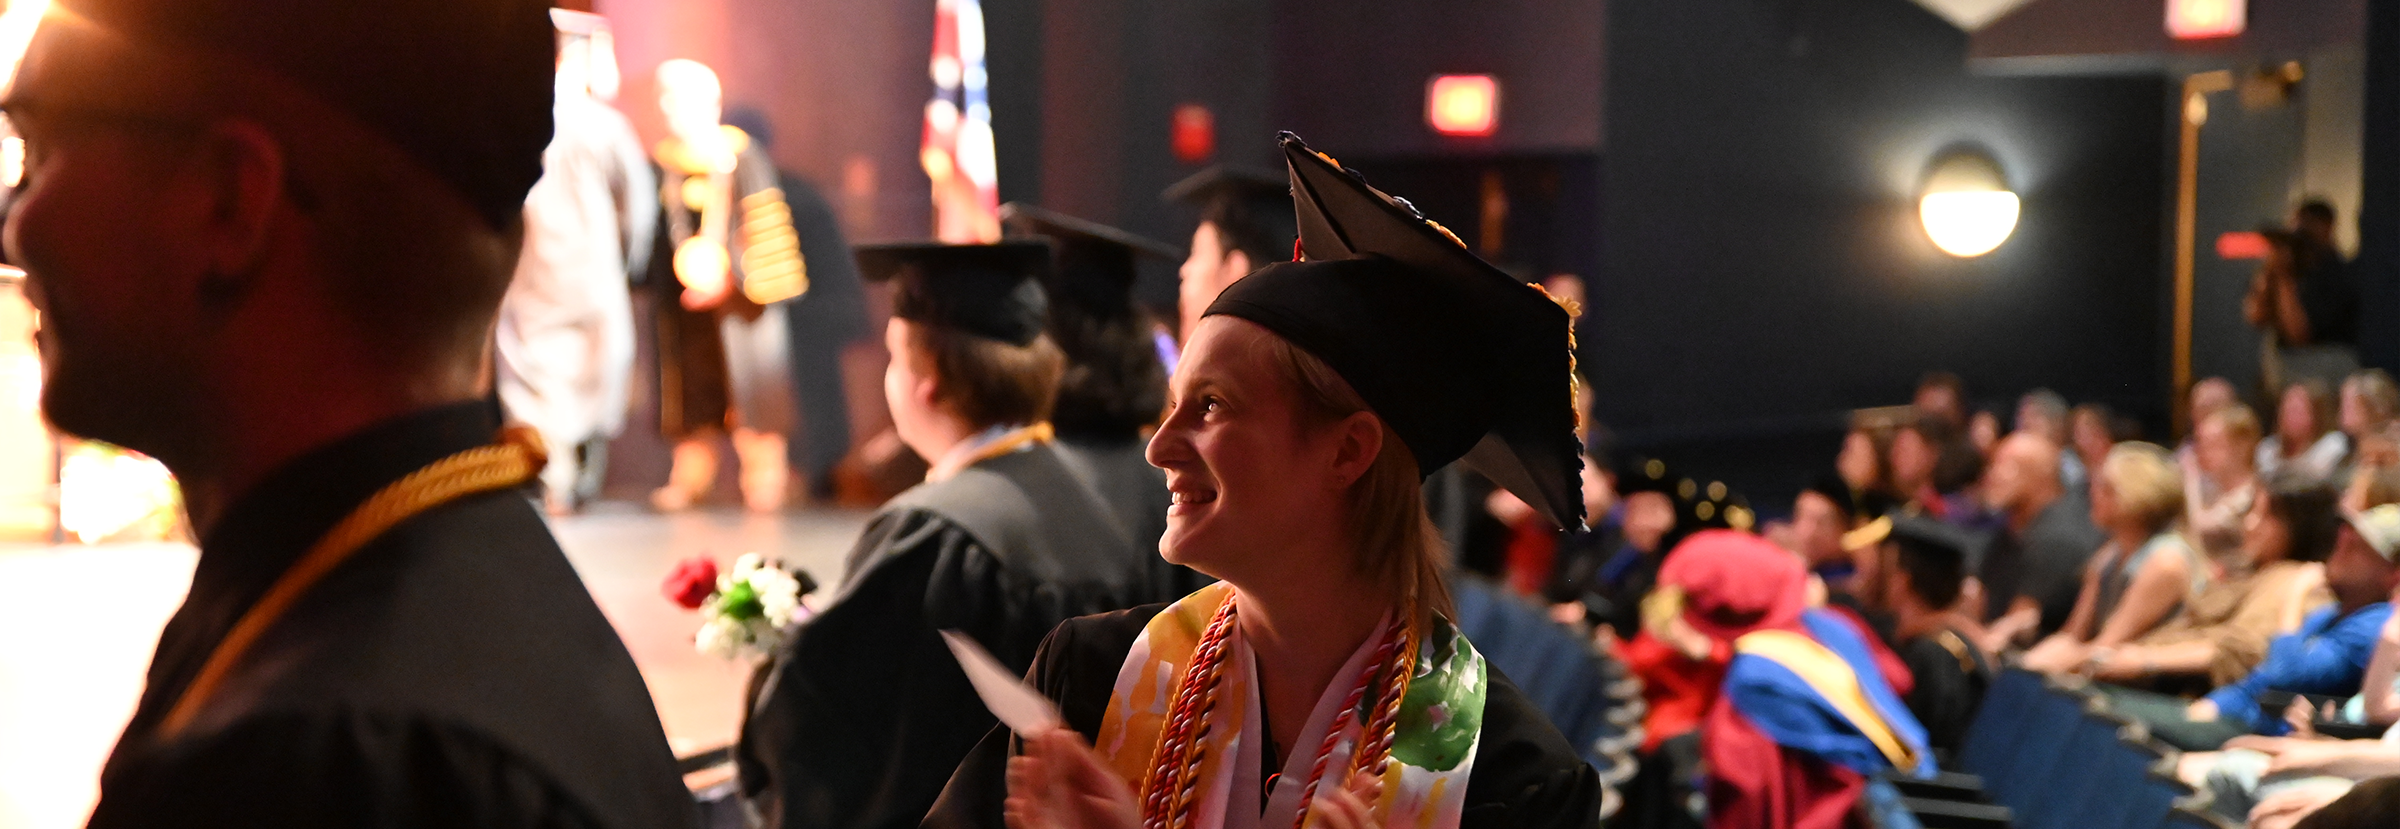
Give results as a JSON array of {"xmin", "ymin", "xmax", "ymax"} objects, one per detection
[
  {"xmin": 1426, "ymin": 74, "xmax": 1499, "ymax": 137},
  {"xmin": 1918, "ymin": 151, "xmax": 2018, "ymax": 258}
]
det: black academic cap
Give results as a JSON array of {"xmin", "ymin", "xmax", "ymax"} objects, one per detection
[
  {"xmin": 855, "ymin": 241, "xmax": 1052, "ymax": 347},
  {"xmin": 999, "ymin": 202, "xmax": 1181, "ymax": 317},
  {"xmin": 65, "ymin": 0, "xmax": 554, "ymax": 231},
  {"xmin": 1164, "ymin": 165, "xmax": 1298, "ymax": 265},
  {"xmin": 1202, "ymin": 133, "xmax": 1585, "ymax": 530}
]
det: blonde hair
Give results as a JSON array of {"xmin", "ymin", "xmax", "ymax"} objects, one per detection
[
  {"xmin": 2100, "ymin": 441, "xmax": 2185, "ymax": 533},
  {"xmin": 1259, "ymin": 334, "xmax": 1455, "ymax": 623},
  {"xmin": 2208, "ymin": 404, "xmax": 2263, "ymax": 453}
]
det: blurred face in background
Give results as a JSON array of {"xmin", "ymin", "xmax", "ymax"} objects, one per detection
[
  {"xmin": 2194, "ymin": 417, "xmax": 2241, "ymax": 481},
  {"xmin": 1916, "ymin": 385, "xmax": 1963, "ymax": 429},
  {"xmin": 2279, "ymin": 384, "xmax": 2320, "ymax": 447},
  {"xmin": 1622, "ymin": 491, "xmax": 1674, "ymax": 554},
  {"xmin": 1968, "ymin": 411, "xmax": 2002, "ymax": 459},
  {"xmin": 1789, "ymin": 490, "xmax": 1848, "ymax": 567},
  {"xmin": 1837, "ymin": 430, "xmax": 1882, "ymax": 492},
  {"xmin": 1890, "ymin": 428, "xmax": 1937, "ymax": 493},
  {"xmin": 2072, "ymin": 410, "xmax": 2114, "ymax": 471},
  {"xmin": 2240, "ymin": 494, "xmax": 2291, "ymax": 567},
  {"xmin": 1176, "ymin": 221, "xmax": 1253, "ymax": 344},
  {"xmin": 2325, "ymin": 526, "xmax": 2399, "ymax": 608}
]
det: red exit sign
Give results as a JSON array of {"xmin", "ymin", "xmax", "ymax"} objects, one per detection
[{"xmin": 2167, "ymin": 0, "xmax": 2246, "ymax": 39}]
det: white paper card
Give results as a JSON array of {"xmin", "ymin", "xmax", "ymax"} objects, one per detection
[{"xmin": 940, "ymin": 629, "xmax": 1065, "ymax": 736}]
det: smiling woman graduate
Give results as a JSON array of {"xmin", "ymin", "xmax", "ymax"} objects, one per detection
[{"xmin": 922, "ymin": 134, "xmax": 1601, "ymax": 829}]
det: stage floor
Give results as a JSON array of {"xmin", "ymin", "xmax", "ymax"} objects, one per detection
[{"xmin": 0, "ymin": 502, "xmax": 871, "ymax": 829}]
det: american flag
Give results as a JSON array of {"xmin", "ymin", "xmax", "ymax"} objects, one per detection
[{"xmin": 922, "ymin": 0, "xmax": 1001, "ymax": 243}]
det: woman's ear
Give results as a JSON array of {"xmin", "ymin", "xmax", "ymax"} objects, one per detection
[{"xmin": 1327, "ymin": 411, "xmax": 1384, "ymax": 489}]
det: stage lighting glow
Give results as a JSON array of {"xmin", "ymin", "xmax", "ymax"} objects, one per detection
[
  {"xmin": 1426, "ymin": 74, "xmax": 1498, "ymax": 137},
  {"xmin": 2167, "ymin": 0, "xmax": 2245, "ymax": 39},
  {"xmin": 1920, "ymin": 191, "xmax": 2019, "ymax": 258}
]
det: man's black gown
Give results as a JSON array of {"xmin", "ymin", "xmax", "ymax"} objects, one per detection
[
  {"xmin": 87, "ymin": 403, "xmax": 697, "ymax": 829},
  {"xmin": 737, "ymin": 441, "xmax": 1175, "ymax": 829},
  {"xmin": 923, "ymin": 605, "xmax": 1607, "ymax": 829}
]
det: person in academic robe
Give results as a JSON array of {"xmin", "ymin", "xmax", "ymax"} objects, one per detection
[
  {"xmin": 646, "ymin": 58, "xmax": 809, "ymax": 513},
  {"xmin": 1656, "ymin": 531, "xmax": 1935, "ymax": 829},
  {"xmin": 1163, "ymin": 164, "xmax": 1298, "ymax": 345},
  {"xmin": 1000, "ymin": 202, "xmax": 1208, "ymax": 598},
  {"xmin": 13, "ymin": 2, "xmax": 698, "ymax": 827},
  {"xmin": 735, "ymin": 241, "xmax": 1176, "ymax": 829},
  {"xmin": 496, "ymin": 24, "xmax": 658, "ymax": 514},
  {"xmin": 1849, "ymin": 516, "xmax": 1994, "ymax": 760},
  {"xmin": 924, "ymin": 133, "xmax": 1601, "ymax": 829}
]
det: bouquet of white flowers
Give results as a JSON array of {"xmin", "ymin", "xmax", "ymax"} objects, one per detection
[{"xmin": 662, "ymin": 552, "xmax": 815, "ymax": 661}]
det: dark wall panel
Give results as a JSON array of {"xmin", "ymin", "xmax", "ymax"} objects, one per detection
[{"xmin": 1596, "ymin": 0, "xmax": 2170, "ymax": 447}]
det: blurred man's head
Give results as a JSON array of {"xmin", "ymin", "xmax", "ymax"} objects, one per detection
[
  {"xmin": 1789, "ymin": 477, "xmax": 1856, "ymax": 569},
  {"xmin": 1915, "ymin": 371, "xmax": 1965, "ymax": 430},
  {"xmin": 1890, "ymin": 420, "xmax": 1942, "ymax": 494},
  {"xmin": 2329, "ymin": 505, "xmax": 2400, "ymax": 609},
  {"xmin": 2189, "ymin": 377, "xmax": 2237, "ymax": 429},
  {"xmin": 5, "ymin": 0, "xmax": 552, "ymax": 467},
  {"xmin": 1981, "ymin": 432, "xmax": 2062, "ymax": 521},
  {"xmin": 2294, "ymin": 199, "xmax": 2337, "ymax": 250},
  {"xmin": 1164, "ymin": 167, "xmax": 1294, "ymax": 343},
  {"xmin": 2016, "ymin": 389, "xmax": 2069, "ymax": 444}
]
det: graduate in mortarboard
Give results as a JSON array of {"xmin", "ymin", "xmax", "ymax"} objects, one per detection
[
  {"xmin": 1164, "ymin": 165, "xmax": 1298, "ymax": 344},
  {"xmin": 18, "ymin": 0, "xmax": 698, "ymax": 827},
  {"xmin": 923, "ymin": 134, "xmax": 1599, "ymax": 829},
  {"xmin": 737, "ymin": 241, "xmax": 1178, "ymax": 829},
  {"xmin": 1846, "ymin": 516, "xmax": 1993, "ymax": 759},
  {"xmin": 1655, "ymin": 532, "xmax": 1934, "ymax": 829},
  {"xmin": 1000, "ymin": 203, "xmax": 1212, "ymax": 599}
]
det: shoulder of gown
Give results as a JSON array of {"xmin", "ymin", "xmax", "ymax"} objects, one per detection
[
  {"xmin": 923, "ymin": 607, "xmax": 1603, "ymax": 829},
  {"xmin": 88, "ymin": 709, "xmax": 607, "ymax": 829}
]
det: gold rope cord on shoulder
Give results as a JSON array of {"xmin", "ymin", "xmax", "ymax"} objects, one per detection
[{"xmin": 156, "ymin": 427, "xmax": 547, "ymax": 740}]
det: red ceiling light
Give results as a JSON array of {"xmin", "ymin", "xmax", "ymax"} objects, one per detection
[
  {"xmin": 2167, "ymin": 0, "xmax": 2246, "ymax": 40},
  {"xmin": 1426, "ymin": 74, "xmax": 1498, "ymax": 137}
]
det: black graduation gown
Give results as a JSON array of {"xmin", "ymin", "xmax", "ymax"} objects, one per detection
[
  {"xmin": 923, "ymin": 605, "xmax": 1606, "ymax": 829},
  {"xmin": 737, "ymin": 441, "xmax": 1174, "ymax": 829},
  {"xmin": 88, "ymin": 403, "xmax": 697, "ymax": 829},
  {"xmin": 1051, "ymin": 434, "xmax": 1211, "ymax": 599},
  {"xmin": 1893, "ymin": 627, "xmax": 1992, "ymax": 760}
]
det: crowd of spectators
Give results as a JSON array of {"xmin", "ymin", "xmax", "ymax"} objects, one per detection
[{"xmin": 1477, "ymin": 368, "xmax": 2400, "ymax": 829}]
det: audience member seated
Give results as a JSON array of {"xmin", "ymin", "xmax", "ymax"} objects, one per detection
[
  {"xmin": 2023, "ymin": 442, "xmax": 2206, "ymax": 672},
  {"xmin": 1837, "ymin": 421, "xmax": 1899, "ymax": 519},
  {"xmin": 2018, "ymin": 388, "xmax": 2080, "ymax": 489},
  {"xmin": 1852, "ymin": 515, "xmax": 1993, "ymax": 760},
  {"xmin": 2105, "ymin": 505, "xmax": 2400, "ymax": 751},
  {"xmin": 2178, "ymin": 377, "xmax": 2242, "ymax": 498},
  {"xmin": 1550, "ymin": 457, "xmax": 1682, "ymax": 636},
  {"xmin": 2087, "ymin": 476, "xmax": 2336, "ymax": 690},
  {"xmin": 1787, "ymin": 475, "xmax": 1862, "ymax": 595},
  {"xmin": 1977, "ymin": 432, "xmax": 2107, "ymax": 651},
  {"xmin": 2188, "ymin": 597, "xmax": 2400, "ymax": 826},
  {"xmin": 2262, "ymin": 379, "xmax": 2350, "ymax": 485},
  {"xmin": 1662, "ymin": 530, "xmax": 1933, "ymax": 829},
  {"xmin": 2073, "ymin": 401, "xmax": 2138, "ymax": 499},
  {"xmin": 2186, "ymin": 404, "xmax": 2266, "ymax": 564},
  {"xmin": 2338, "ymin": 371, "xmax": 2399, "ymax": 467},
  {"xmin": 1616, "ymin": 482, "xmax": 1756, "ymax": 829}
]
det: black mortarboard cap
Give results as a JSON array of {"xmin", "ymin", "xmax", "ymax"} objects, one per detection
[
  {"xmin": 1163, "ymin": 164, "xmax": 1298, "ymax": 266},
  {"xmin": 1202, "ymin": 133, "xmax": 1584, "ymax": 529},
  {"xmin": 65, "ymin": 0, "xmax": 555, "ymax": 231},
  {"xmin": 999, "ymin": 202, "xmax": 1181, "ymax": 319},
  {"xmin": 856, "ymin": 241, "xmax": 1052, "ymax": 347}
]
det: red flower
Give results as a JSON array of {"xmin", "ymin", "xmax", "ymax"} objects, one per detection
[{"xmin": 662, "ymin": 556, "xmax": 719, "ymax": 610}]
